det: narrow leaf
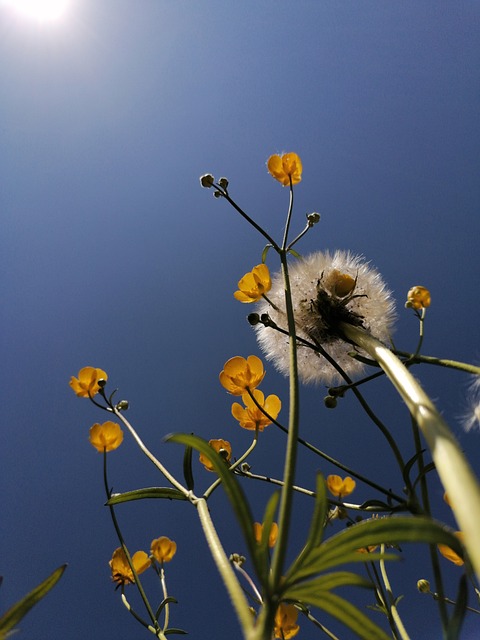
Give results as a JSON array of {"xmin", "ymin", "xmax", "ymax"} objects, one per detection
[
  {"xmin": 289, "ymin": 516, "xmax": 462, "ymax": 582},
  {"xmin": 0, "ymin": 565, "xmax": 66, "ymax": 635},
  {"xmin": 183, "ymin": 444, "xmax": 195, "ymax": 492},
  {"xmin": 446, "ymin": 575, "xmax": 467, "ymax": 640},
  {"xmin": 291, "ymin": 589, "xmax": 390, "ymax": 640},
  {"xmin": 166, "ymin": 433, "xmax": 261, "ymax": 577},
  {"xmin": 284, "ymin": 571, "xmax": 372, "ymax": 600},
  {"xmin": 107, "ymin": 488, "xmax": 187, "ymax": 505}
]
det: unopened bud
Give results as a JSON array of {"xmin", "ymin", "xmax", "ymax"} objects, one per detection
[
  {"xmin": 200, "ymin": 173, "xmax": 215, "ymax": 188},
  {"xmin": 218, "ymin": 177, "xmax": 229, "ymax": 189},
  {"xmin": 116, "ymin": 400, "xmax": 129, "ymax": 411},
  {"xmin": 417, "ymin": 579, "xmax": 431, "ymax": 593},
  {"xmin": 307, "ymin": 212, "xmax": 321, "ymax": 226},
  {"xmin": 324, "ymin": 395, "xmax": 337, "ymax": 409},
  {"xmin": 248, "ymin": 313, "xmax": 260, "ymax": 326},
  {"xmin": 97, "ymin": 378, "xmax": 107, "ymax": 388}
]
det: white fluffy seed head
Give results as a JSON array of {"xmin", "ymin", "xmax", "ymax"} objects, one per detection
[
  {"xmin": 255, "ymin": 250, "xmax": 396, "ymax": 385},
  {"xmin": 463, "ymin": 376, "xmax": 480, "ymax": 432}
]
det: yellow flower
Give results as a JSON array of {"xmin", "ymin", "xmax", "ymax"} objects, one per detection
[
  {"xmin": 253, "ymin": 522, "xmax": 278, "ymax": 548},
  {"xmin": 109, "ymin": 547, "xmax": 151, "ymax": 586},
  {"xmin": 150, "ymin": 536, "xmax": 177, "ymax": 563},
  {"xmin": 234, "ymin": 264, "xmax": 272, "ymax": 303},
  {"xmin": 69, "ymin": 366, "xmax": 107, "ymax": 398},
  {"xmin": 199, "ymin": 439, "xmax": 232, "ymax": 471},
  {"xmin": 231, "ymin": 389, "xmax": 281, "ymax": 431},
  {"xmin": 406, "ymin": 286, "xmax": 431, "ymax": 310},
  {"xmin": 327, "ymin": 270, "xmax": 357, "ymax": 298},
  {"xmin": 357, "ymin": 545, "xmax": 378, "ymax": 554},
  {"xmin": 267, "ymin": 153, "xmax": 302, "ymax": 186},
  {"xmin": 326, "ymin": 475, "xmax": 356, "ymax": 498},
  {"xmin": 219, "ymin": 355, "xmax": 265, "ymax": 396},
  {"xmin": 89, "ymin": 421, "xmax": 124, "ymax": 452},
  {"xmin": 273, "ymin": 603, "xmax": 300, "ymax": 639},
  {"xmin": 438, "ymin": 532, "xmax": 464, "ymax": 566}
]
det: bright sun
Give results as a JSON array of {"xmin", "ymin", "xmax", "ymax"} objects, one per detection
[{"xmin": 2, "ymin": 0, "xmax": 70, "ymax": 21}]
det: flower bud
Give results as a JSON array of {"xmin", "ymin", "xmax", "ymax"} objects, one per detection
[
  {"xmin": 218, "ymin": 177, "xmax": 229, "ymax": 189},
  {"xmin": 97, "ymin": 378, "xmax": 107, "ymax": 388},
  {"xmin": 324, "ymin": 395, "xmax": 337, "ymax": 409},
  {"xmin": 406, "ymin": 286, "xmax": 431, "ymax": 310},
  {"xmin": 417, "ymin": 579, "xmax": 431, "ymax": 593},
  {"xmin": 200, "ymin": 174, "xmax": 215, "ymax": 188},
  {"xmin": 307, "ymin": 212, "xmax": 321, "ymax": 226},
  {"xmin": 248, "ymin": 313, "xmax": 260, "ymax": 326},
  {"xmin": 116, "ymin": 400, "xmax": 129, "ymax": 411}
]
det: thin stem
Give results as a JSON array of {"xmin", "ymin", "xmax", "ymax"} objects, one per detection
[
  {"xmin": 103, "ymin": 453, "xmax": 162, "ymax": 637},
  {"xmin": 203, "ymin": 433, "xmax": 259, "ymax": 499},
  {"xmin": 193, "ymin": 497, "xmax": 254, "ymax": 636},
  {"xmin": 159, "ymin": 567, "xmax": 169, "ymax": 632},
  {"xmin": 379, "ymin": 545, "xmax": 412, "ymax": 640},
  {"xmin": 341, "ymin": 322, "xmax": 480, "ymax": 580},
  {"xmin": 281, "ymin": 179, "xmax": 294, "ymax": 249},
  {"xmin": 410, "ymin": 416, "xmax": 448, "ymax": 629},
  {"xmin": 394, "ymin": 352, "xmax": 480, "ymax": 376},
  {"xmin": 112, "ymin": 408, "xmax": 190, "ymax": 497}
]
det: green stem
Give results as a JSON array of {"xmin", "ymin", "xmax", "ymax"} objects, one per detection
[
  {"xmin": 194, "ymin": 497, "xmax": 254, "ymax": 636},
  {"xmin": 379, "ymin": 545, "xmax": 411, "ymax": 640},
  {"xmin": 394, "ymin": 352, "xmax": 480, "ymax": 375},
  {"xmin": 341, "ymin": 323, "xmax": 480, "ymax": 580}
]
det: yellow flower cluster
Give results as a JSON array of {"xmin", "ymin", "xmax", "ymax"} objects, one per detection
[{"xmin": 109, "ymin": 536, "xmax": 177, "ymax": 586}]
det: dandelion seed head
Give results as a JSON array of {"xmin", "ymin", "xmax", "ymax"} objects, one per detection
[
  {"xmin": 462, "ymin": 375, "xmax": 480, "ymax": 432},
  {"xmin": 255, "ymin": 250, "xmax": 396, "ymax": 385}
]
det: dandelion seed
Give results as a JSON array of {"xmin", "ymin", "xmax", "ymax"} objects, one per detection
[
  {"xmin": 255, "ymin": 250, "xmax": 396, "ymax": 385},
  {"xmin": 462, "ymin": 375, "xmax": 480, "ymax": 432}
]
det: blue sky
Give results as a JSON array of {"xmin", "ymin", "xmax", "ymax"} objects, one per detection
[{"xmin": 1, "ymin": 2, "xmax": 479, "ymax": 638}]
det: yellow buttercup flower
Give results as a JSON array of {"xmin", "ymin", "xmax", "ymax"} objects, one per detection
[
  {"xmin": 199, "ymin": 439, "xmax": 232, "ymax": 471},
  {"xmin": 438, "ymin": 532, "xmax": 464, "ymax": 566},
  {"xmin": 231, "ymin": 389, "xmax": 281, "ymax": 431},
  {"xmin": 69, "ymin": 366, "xmax": 107, "ymax": 398},
  {"xmin": 109, "ymin": 547, "xmax": 151, "ymax": 586},
  {"xmin": 273, "ymin": 603, "xmax": 300, "ymax": 639},
  {"xmin": 406, "ymin": 286, "xmax": 431, "ymax": 310},
  {"xmin": 219, "ymin": 355, "xmax": 265, "ymax": 396},
  {"xmin": 89, "ymin": 421, "xmax": 124, "ymax": 452},
  {"xmin": 234, "ymin": 264, "xmax": 271, "ymax": 303},
  {"xmin": 267, "ymin": 152, "xmax": 302, "ymax": 186},
  {"xmin": 253, "ymin": 521, "xmax": 278, "ymax": 548},
  {"xmin": 150, "ymin": 536, "xmax": 177, "ymax": 563},
  {"xmin": 327, "ymin": 474, "xmax": 356, "ymax": 498}
]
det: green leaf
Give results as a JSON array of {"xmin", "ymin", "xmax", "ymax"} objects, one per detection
[
  {"xmin": 446, "ymin": 575, "xmax": 467, "ymax": 640},
  {"xmin": 288, "ymin": 516, "xmax": 462, "ymax": 583},
  {"xmin": 183, "ymin": 444, "xmax": 195, "ymax": 492},
  {"xmin": 164, "ymin": 628, "xmax": 188, "ymax": 635},
  {"xmin": 261, "ymin": 244, "xmax": 273, "ymax": 263},
  {"xmin": 286, "ymin": 473, "xmax": 328, "ymax": 579},
  {"xmin": 155, "ymin": 596, "xmax": 178, "ymax": 619},
  {"xmin": 166, "ymin": 433, "xmax": 261, "ymax": 578},
  {"xmin": 284, "ymin": 571, "xmax": 372, "ymax": 599},
  {"xmin": 289, "ymin": 589, "xmax": 390, "ymax": 640},
  {"xmin": 107, "ymin": 487, "xmax": 187, "ymax": 505},
  {"xmin": 0, "ymin": 565, "xmax": 66, "ymax": 636}
]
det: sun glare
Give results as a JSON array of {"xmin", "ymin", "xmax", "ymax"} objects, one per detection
[{"xmin": 2, "ymin": 0, "xmax": 70, "ymax": 21}]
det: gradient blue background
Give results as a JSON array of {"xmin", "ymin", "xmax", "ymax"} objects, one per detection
[{"xmin": 1, "ymin": 2, "xmax": 479, "ymax": 638}]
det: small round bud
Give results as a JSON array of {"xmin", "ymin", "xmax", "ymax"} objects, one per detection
[
  {"xmin": 307, "ymin": 212, "xmax": 321, "ymax": 226},
  {"xmin": 218, "ymin": 177, "xmax": 229, "ymax": 189},
  {"xmin": 116, "ymin": 400, "xmax": 129, "ymax": 411},
  {"xmin": 229, "ymin": 553, "xmax": 245, "ymax": 566},
  {"xmin": 417, "ymin": 579, "xmax": 431, "ymax": 593},
  {"xmin": 324, "ymin": 395, "xmax": 337, "ymax": 409},
  {"xmin": 218, "ymin": 447, "xmax": 229, "ymax": 461},
  {"xmin": 200, "ymin": 174, "xmax": 215, "ymax": 188},
  {"xmin": 213, "ymin": 190, "xmax": 222, "ymax": 198},
  {"xmin": 97, "ymin": 378, "xmax": 107, "ymax": 388},
  {"xmin": 406, "ymin": 285, "xmax": 431, "ymax": 310},
  {"xmin": 248, "ymin": 313, "xmax": 260, "ymax": 326}
]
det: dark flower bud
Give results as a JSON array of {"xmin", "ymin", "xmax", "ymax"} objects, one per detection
[
  {"xmin": 97, "ymin": 378, "xmax": 107, "ymax": 388},
  {"xmin": 248, "ymin": 313, "xmax": 260, "ymax": 326},
  {"xmin": 200, "ymin": 174, "xmax": 215, "ymax": 188},
  {"xmin": 218, "ymin": 177, "xmax": 229, "ymax": 189},
  {"xmin": 324, "ymin": 395, "xmax": 337, "ymax": 409},
  {"xmin": 307, "ymin": 212, "xmax": 321, "ymax": 226},
  {"xmin": 116, "ymin": 400, "xmax": 129, "ymax": 411}
]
